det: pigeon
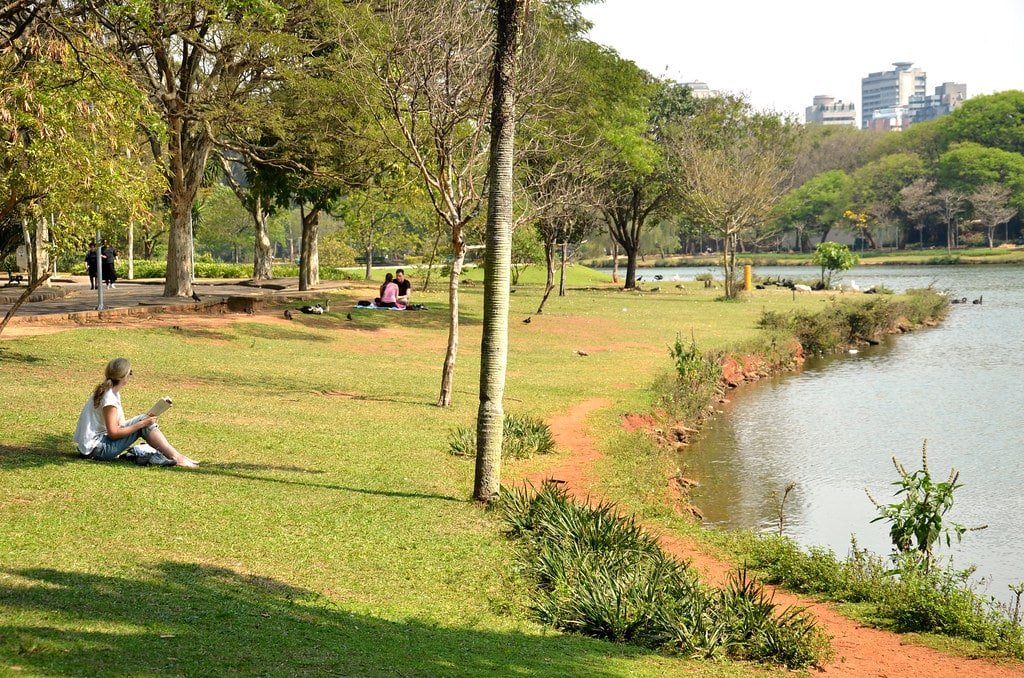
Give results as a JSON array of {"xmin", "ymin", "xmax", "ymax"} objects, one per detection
[
  {"xmin": 284, "ymin": 309, "xmax": 293, "ymax": 320},
  {"xmin": 346, "ymin": 313, "xmax": 353, "ymax": 321},
  {"xmin": 191, "ymin": 291, "xmax": 201, "ymax": 303},
  {"xmin": 575, "ymin": 350, "xmax": 589, "ymax": 357},
  {"xmin": 649, "ymin": 287, "xmax": 660, "ymax": 292},
  {"xmin": 522, "ymin": 317, "xmax": 531, "ymax": 324}
]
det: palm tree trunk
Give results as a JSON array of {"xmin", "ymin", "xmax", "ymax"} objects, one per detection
[{"xmin": 474, "ymin": 0, "xmax": 524, "ymax": 502}]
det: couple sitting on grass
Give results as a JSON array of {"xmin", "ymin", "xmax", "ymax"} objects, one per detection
[
  {"xmin": 73, "ymin": 357, "xmax": 198, "ymax": 468},
  {"xmin": 373, "ymin": 269, "xmax": 412, "ymax": 309}
]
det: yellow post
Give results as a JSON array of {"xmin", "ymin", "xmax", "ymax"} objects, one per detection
[{"xmin": 743, "ymin": 264, "xmax": 752, "ymax": 291}]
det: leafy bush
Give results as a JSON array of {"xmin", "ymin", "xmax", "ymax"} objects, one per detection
[
  {"xmin": 447, "ymin": 412, "xmax": 555, "ymax": 460},
  {"xmin": 499, "ymin": 483, "xmax": 831, "ymax": 668},
  {"xmin": 659, "ymin": 335, "xmax": 723, "ymax": 421}
]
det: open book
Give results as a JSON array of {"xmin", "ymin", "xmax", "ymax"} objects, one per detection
[{"xmin": 147, "ymin": 396, "xmax": 173, "ymax": 417}]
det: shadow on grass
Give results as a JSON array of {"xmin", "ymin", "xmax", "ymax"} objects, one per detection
[
  {"xmin": 0, "ymin": 349, "xmax": 44, "ymax": 364},
  {"xmin": 196, "ymin": 464, "xmax": 462, "ymax": 503},
  {"xmin": 0, "ymin": 563, "xmax": 647, "ymax": 677},
  {"xmin": 0, "ymin": 436, "xmax": 79, "ymax": 470}
]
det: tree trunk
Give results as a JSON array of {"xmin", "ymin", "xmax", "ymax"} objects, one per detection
[
  {"xmin": 474, "ymin": 0, "xmax": 523, "ymax": 503},
  {"xmin": 164, "ymin": 194, "xmax": 195, "ymax": 297},
  {"xmin": 127, "ymin": 222, "xmax": 135, "ymax": 280},
  {"xmin": 32, "ymin": 215, "xmax": 49, "ymax": 286},
  {"xmin": 610, "ymin": 238, "xmax": 619, "ymax": 283},
  {"xmin": 422, "ymin": 222, "xmax": 443, "ymax": 293},
  {"xmin": 623, "ymin": 243, "xmax": 638, "ymax": 289},
  {"xmin": 558, "ymin": 241, "xmax": 567, "ymax": 296},
  {"xmin": 364, "ymin": 244, "xmax": 373, "ymax": 281},
  {"xmin": 536, "ymin": 239, "xmax": 555, "ymax": 314},
  {"xmin": 252, "ymin": 195, "xmax": 273, "ymax": 280},
  {"xmin": 299, "ymin": 203, "xmax": 321, "ymax": 291},
  {"xmin": 437, "ymin": 236, "xmax": 465, "ymax": 407}
]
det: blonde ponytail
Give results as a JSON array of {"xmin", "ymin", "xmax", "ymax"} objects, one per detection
[{"xmin": 92, "ymin": 358, "xmax": 131, "ymax": 407}]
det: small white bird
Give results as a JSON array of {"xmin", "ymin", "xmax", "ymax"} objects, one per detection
[{"xmin": 849, "ymin": 279, "xmax": 861, "ymax": 292}]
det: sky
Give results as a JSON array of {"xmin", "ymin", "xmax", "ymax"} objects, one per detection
[{"xmin": 581, "ymin": 0, "xmax": 1024, "ymax": 121}]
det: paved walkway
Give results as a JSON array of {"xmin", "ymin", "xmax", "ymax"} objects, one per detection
[{"xmin": 0, "ymin": 276, "xmax": 355, "ymax": 325}]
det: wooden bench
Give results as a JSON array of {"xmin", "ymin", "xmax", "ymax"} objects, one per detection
[{"xmin": 3, "ymin": 267, "xmax": 25, "ymax": 288}]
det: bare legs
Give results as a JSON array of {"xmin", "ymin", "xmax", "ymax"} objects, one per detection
[{"xmin": 143, "ymin": 428, "xmax": 199, "ymax": 467}]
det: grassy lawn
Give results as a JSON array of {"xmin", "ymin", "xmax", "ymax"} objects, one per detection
[{"xmin": 0, "ymin": 266, "xmax": 842, "ymax": 676}]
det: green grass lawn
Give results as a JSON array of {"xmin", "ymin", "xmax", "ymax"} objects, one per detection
[{"xmin": 0, "ymin": 267, "xmax": 848, "ymax": 676}]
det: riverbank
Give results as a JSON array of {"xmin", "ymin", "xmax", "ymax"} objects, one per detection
[{"xmin": 582, "ymin": 245, "xmax": 1024, "ymax": 269}]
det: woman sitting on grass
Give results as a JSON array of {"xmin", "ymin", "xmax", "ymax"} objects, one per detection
[
  {"xmin": 374, "ymin": 273, "xmax": 401, "ymax": 308},
  {"xmin": 73, "ymin": 357, "xmax": 198, "ymax": 468}
]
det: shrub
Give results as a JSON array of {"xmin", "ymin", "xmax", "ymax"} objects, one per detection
[
  {"xmin": 660, "ymin": 335, "xmax": 723, "ymax": 421},
  {"xmin": 447, "ymin": 412, "xmax": 555, "ymax": 460},
  {"xmin": 499, "ymin": 483, "xmax": 832, "ymax": 669}
]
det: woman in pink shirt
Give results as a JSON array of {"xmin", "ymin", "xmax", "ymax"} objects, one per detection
[{"xmin": 375, "ymin": 273, "xmax": 400, "ymax": 308}]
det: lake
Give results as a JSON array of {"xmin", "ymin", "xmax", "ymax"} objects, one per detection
[{"xmin": 629, "ymin": 264, "xmax": 1024, "ymax": 600}]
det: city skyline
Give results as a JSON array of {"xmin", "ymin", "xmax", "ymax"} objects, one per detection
[{"xmin": 581, "ymin": 0, "xmax": 1024, "ymax": 119}]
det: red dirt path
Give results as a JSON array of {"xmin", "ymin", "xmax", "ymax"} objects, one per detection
[{"xmin": 519, "ymin": 398, "xmax": 1024, "ymax": 678}]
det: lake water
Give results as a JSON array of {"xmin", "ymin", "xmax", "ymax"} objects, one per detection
[{"xmin": 629, "ymin": 265, "xmax": 1024, "ymax": 599}]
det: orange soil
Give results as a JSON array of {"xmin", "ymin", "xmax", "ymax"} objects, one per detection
[{"xmin": 519, "ymin": 398, "xmax": 1024, "ymax": 678}]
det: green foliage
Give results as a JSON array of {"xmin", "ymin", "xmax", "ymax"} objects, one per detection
[
  {"xmin": 735, "ymin": 532, "xmax": 1024, "ymax": 657},
  {"xmin": 811, "ymin": 242, "xmax": 858, "ymax": 287},
  {"xmin": 662, "ymin": 334, "xmax": 722, "ymax": 422},
  {"xmin": 447, "ymin": 413, "xmax": 555, "ymax": 460},
  {"xmin": 499, "ymin": 483, "xmax": 831, "ymax": 668},
  {"xmin": 867, "ymin": 442, "xmax": 984, "ymax": 571},
  {"xmin": 757, "ymin": 290, "xmax": 948, "ymax": 354}
]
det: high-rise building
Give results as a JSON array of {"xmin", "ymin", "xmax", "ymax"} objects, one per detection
[
  {"xmin": 805, "ymin": 95, "xmax": 857, "ymax": 126},
  {"xmin": 907, "ymin": 82, "xmax": 967, "ymax": 124},
  {"xmin": 861, "ymin": 62, "xmax": 926, "ymax": 129}
]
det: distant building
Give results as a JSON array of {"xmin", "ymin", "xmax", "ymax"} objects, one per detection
[
  {"xmin": 805, "ymin": 95, "xmax": 857, "ymax": 126},
  {"xmin": 683, "ymin": 81, "xmax": 716, "ymax": 99},
  {"xmin": 908, "ymin": 82, "xmax": 967, "ymax": 124},
  {"xmin": 867, "ymin": 106, "xmax": 911, "ymax": 131},
  {"xmin": 861, "ymin": 62, "xmax": 926, "ymax": 129}
]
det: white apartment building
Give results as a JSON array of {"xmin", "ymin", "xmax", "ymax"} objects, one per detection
[
  {"xmin": 861, "ymin": 62, "xmax": 926, "ymax": 129},
  {"xmin": 908, "ymin": 82, "xmax": 967, "ymax": 124},
  {"xmin": 805, "ymin": 95, "xmax": 857, "ymax": 126}
]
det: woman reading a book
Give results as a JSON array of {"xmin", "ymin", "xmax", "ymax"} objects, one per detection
[{"xmin": 73, "ymin": 357, "xmax": 198, "ymax": 467}]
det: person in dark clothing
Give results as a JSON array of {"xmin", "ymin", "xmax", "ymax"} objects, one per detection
[
  {"xmin": 394, "ymin": 269, "xmax": 412, "ymax": 305},
  {"xmin": 101, "ymin": 242, "xmax": 117, "ymax": 288},
  {"xmin": 85, "ymin": 243, "xmax": 99, "ymax": 289}
]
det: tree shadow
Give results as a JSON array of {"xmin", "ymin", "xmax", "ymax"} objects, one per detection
[
  {"xmin": 0, "ymin": 349, "xmax": 44, "ymax": 364},
  {"xmin": 0, "ymin": 563, "xmax": 647, "ymax": 677},
  {"xmin": 194, "ymin": 464, "xmax": 462, "ymax": 503},
  {"xmin": 0, "ymin": 435, "xmax": 80, "ymax": 470}
]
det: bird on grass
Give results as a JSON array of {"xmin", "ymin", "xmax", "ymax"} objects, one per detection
[
  {"xmin": 299, "ymin": 304, "xmax": 325, "ymax": 314},
  {"xmin": 522, "ymin": 316, "xmax": 531, "ymax": 324},
  {"xmin": 575, "ymin": 350, "xmax": 589, "ymax": 357},
  {"xmin": 284, "ymin": 309, "xmax": 293, "ymax": 320},
  {"xmin": 191, "ymin": 291, "xmax": 201, "ymax": 303},
  {"xmin": 346, "ymin": 313, "xmax": 353, "ymax": 321}
]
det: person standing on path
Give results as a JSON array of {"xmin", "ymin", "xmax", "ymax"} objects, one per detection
[
  {"xmin": 101, "ymin": 241, "xmax": 117, "ymax": 288},
  {"xmin": 85, "ymin": 243, "xmax": 98, "ymax": 289}
]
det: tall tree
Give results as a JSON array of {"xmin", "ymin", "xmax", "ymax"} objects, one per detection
[
  {"xmin": 215, "ymin": 153, "xmax": 277, "ymax": 279},
  {"xmin": 349, "ymin": 0, "xmax": 493, "ymax": 406},
  {"xmin": 773, "ymin": 169, "xmax": 852, "ymax": 250},
  {"xmin": 676, "ymin": 96, "xmax": 797, "ymax": 297},
  {"xmin": 93, "ymin": 0, "xmax": 314, "ymax": 297},
  {"xmin": 969, "ymin": 184, "xmax": 1016, "ymax": 247},
  {"xmin": 474, "ymin": 0, "xmax": 526, "ymax": 503}
]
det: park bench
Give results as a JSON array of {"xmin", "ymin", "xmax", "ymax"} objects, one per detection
[{"xmin": 3, "ymin": 267, "xmax": 25, "ymax": 288}]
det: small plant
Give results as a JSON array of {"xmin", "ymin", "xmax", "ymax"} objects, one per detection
[
  {"xmin": 770, "ymin": 482, "xmax": 796, "ymax": 536},
  {"xmin": 812, "ymin": 241, "xmax": 858, "ymax": 289},
  {"xmin": 866, "ymin": 440, "xmax": 986, "ymax": 571},
  {"xmin": 446, "ymin": 413, "xmax": 555, "ymax": 460}
]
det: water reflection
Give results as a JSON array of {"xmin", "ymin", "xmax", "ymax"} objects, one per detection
[{"xmin": 677, "ymin": 265, "xmax": 1024, "ymax": 597}]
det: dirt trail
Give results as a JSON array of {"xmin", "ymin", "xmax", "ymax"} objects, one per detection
[{"xmin": 519, "ymin": 398, "xmax": 1024, "ymax": 678}]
